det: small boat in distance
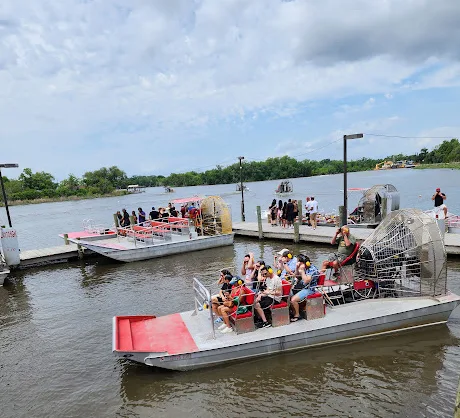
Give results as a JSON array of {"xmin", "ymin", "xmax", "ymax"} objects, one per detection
[
  {"xmin": 113, "ymin": 208, "xmax": 460, "ymax": 370},
  {"xmin": 236, "ymin": 183, "xmax": 249, "ymax": 192},
  {"xmin": 126, "ymin": 184, "xmax": 146, "ymax": 193},
  {"xmin": 275, "ymin": 180, "xmax": 293, "ymax": 194},
  {"xmin": 69, "ymin": 196, "xmax": 234, "ymax": 263},
  {"xmin": 164, "ymin": 186, "xmax": 174, "ymax": 193}
]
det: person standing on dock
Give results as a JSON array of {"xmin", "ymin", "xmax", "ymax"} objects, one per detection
[
  {"xmin": 121, "ymin": 209, "xmax": 130, "ymax": 227},
  {"xmin": 149, "ymin": 207, "xmax": 159, "ymax": 220},
  {"xmin": 432, "ymin": 188, "xmax": 448, "ymax": 218},
  {"xmin": 309, "ymin": 196, "xmax": 318, "ymax": 229},
  {"xmin": 305, "ymin": 197, "xmax": 311, "ymax": 226}
]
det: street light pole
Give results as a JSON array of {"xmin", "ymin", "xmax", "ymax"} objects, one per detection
[
  {"xmin": 342, "ymin": 134, "xmax": 363, "ymax": 226},
  {"xmin": 0, "ymin": 164, "xmax": 19, "ymax": 228},
  {"xmin": 238, "ymin": 156, "xmax": 245, "ymax": 222}
]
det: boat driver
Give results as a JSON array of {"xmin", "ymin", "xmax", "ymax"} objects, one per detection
[
  {"xmin": 321, "ymin": 225, "xmax": 357, "ymax": 276},
  {"xmin": 432, "ymin": 187, "xmax": 448, "ymax": 219}
]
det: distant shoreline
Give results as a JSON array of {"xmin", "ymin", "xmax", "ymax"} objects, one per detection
[
  {"xmin": 1, "ymin": 191, "xmax": 127, "ymax": 207},
  {"xmin": 415, "ymin": 162, "xmax": 460, "ymax": 170}
]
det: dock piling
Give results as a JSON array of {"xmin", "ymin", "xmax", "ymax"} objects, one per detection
[
  {"xmin": 297, "ymin": 200, "xmax": 303, "ymax": 222},
  {"xmin": 293, "ymin": 222, "xmax": 300, "ymax": 243},
  {"xmin": 256, "ymin": 206, "xmax": 263, "ymax": 239},
  {"xmin": 338, "ymin": 206, "xmax": 346, "ymax": 227},
  {"xmin": 113, "ymin": 213, "xmax": 119, "ymax": 227},
  {"xmin": 63, "ymin": 233, "xmax": 69, "ymax": 245},
  {"xmin": 76, "ymin": 238, "xmax": 84, "ymax": 260}
]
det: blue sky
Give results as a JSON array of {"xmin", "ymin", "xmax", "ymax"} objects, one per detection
[{"xmin": 1, "ymin": 0, "xmax": 460, "ymax": 180}]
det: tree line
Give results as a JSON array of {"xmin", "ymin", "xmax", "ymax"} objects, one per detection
[{"xmin": 1, "ymin": 138, "xmax": 459, "ymax": 202}]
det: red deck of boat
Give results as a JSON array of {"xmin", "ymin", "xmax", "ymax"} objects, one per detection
[{"xmin": 116, "ymin": 313, "xmax": 199, "ymax": 354}]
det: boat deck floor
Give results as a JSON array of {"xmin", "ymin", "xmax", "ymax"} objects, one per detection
[{"xmin": 124, "ymin": 295, "xmax": 454, "ymax": 355}]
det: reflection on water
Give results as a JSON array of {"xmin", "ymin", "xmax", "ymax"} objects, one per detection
[{"xmin": 118, "ymin": 326, "xmax": 457, "ymax": 418}]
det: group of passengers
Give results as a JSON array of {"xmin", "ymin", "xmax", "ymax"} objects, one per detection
[
  {"xmin": 116, "ymin": 202, "xmax": 200, "ymax": 227},
  {"xmin": 268, "ymin": 199, "xmax": 299, "ymax": 229},
  {"xmin": 211, "ymin": 225, "xmax": 357, "ymax": 334}
]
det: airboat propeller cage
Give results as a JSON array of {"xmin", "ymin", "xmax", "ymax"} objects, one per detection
[
  {"xmin": 200, "ymin": 196, "xmax": 232, "ymax": 235},
  {"xmin": 355, "ymin": 209, "xmax": 447, "ymax": 297},
  {"xmin": 358, "ymin": 184, "xmax": 400, "ymax": 223}
]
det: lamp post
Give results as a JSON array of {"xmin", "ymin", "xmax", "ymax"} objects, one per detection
[
  {"xmin": 0, "ymin": 164, "xmax": 19, "ymax": 228},
  {"xmin": 342, "ymin": 134, "xmax": 363, "ymax": 226},
  {"xmin": 238, "ymin": 156, "xmax": 245, "ymax": 222}
]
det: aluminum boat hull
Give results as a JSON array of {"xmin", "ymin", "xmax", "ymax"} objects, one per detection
[
  {"xmin": 113, "ymin": 293, "xmax": 460, "ymax": 371},
  {"xmin": 77, "ymin": 233, "xmax": 234, "ymax": 262}
]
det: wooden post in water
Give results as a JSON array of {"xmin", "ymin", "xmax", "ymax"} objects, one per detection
[
  {"xmin": 256, "ymin": 206, "xmax": 263, "ymax": 239},
  {"xmin": 381, "ymin": 196, "xmax": 388, "ymax": 220},
  {"xmin": 76, "ymin": 237, "xmax": 83, "ymax": 260},
  {"xmin": 113, "ymin": 213, "xmax": 119, "ymax": 227},
  {"xmin": 338, "ymin": 206, "xmax": 346, "ymax": 227},
  {"xmin": 129, "ymin": 215, "xmax": 135, "ymax": 226},
  {"xmin": 63, "ymin": 233, "xmax": 69, "ymax": 245},
  {"xmin": 297, "ymin": 199, "xmax": 303, "ymax": 223},
  {"xmin": 293, "ymin": 222, "xmax": 300, "ymax": 243}
]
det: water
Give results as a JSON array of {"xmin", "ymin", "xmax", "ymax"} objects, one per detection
[{"xmin": 1, "ymin": 169, "xmax": 460, "ymax": 417}]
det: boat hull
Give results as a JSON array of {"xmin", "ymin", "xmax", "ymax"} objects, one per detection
[
  {"xmin": 79, "ymin": 233, "xmax": 234, "ymax": 262},
  {"xmin": 113, "ymin": 293, "xmax": 460, "ymax": 371}
]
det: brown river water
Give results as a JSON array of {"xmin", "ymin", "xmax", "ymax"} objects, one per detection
[{"xmin": 1, "ymin": 169, "xmax": 460, "ymax": 417}]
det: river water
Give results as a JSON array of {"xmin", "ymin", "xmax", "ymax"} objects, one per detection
[{"xmin": 1, "ymin": 169, "xmax": 460, "ymax": 417}]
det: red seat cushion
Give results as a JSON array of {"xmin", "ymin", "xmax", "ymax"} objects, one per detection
[
  {"xmin": 230, "ymin": 311, "xmax": 253, "ymax": 319},
  {"xmin": 272, "ymin": 301, "xmax": 288, "ymax": 309},
  {"xmin": 281, "ymin": 279, "xmax": 291, "ymax": 296},
  {"xmin": 307, "ymin": 292, "xmax": 322, "ymax": 299},
  {"xmin": 317, "ymin": 273, "xmax": 326, "ymax": 286}
]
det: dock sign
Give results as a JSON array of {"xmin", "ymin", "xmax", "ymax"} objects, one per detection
[{"xmin": 1, "ymin": 227, "xmax": 20, "ymax": 267}]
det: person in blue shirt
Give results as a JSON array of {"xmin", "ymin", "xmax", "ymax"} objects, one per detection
[
  {"xmin": 276, "ymin": 248, "xmax": 297, "ymax": 279},
  {"xmin": 290, "ymin": 254, "xmax": 320, "ymax": 322}
]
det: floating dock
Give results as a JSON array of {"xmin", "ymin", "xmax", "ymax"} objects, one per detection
[
  {"xmin": 232, "ymin": 222, "xmax": 460, "ymax": 256},
  {"xmin": 8, "ymin": 221, "xmax": 460, "ymax": 271}
]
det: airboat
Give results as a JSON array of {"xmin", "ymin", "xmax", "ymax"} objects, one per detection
[
  {"xmin": 275, "ymin": 180, "xmax": 294, "ymax": 195},
  {"xmin": 164, "ymin": 186, "xmax": 174, "ymax": 193},
  {"xmin": 70, "ymin": 196, "xmax": 234, "ymax": 263},
  {"xmin": 113, "ymin": 209, "xmax": 460, "ymax": 370},
  {"xmin": 236, "ymin": 183, "xmax": 249, "ymax": 192}
]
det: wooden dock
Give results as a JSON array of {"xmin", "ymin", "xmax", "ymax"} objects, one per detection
[
  {"xmin": 232, "ymin": 222, "xmax": 460, "ymax": 256},
  {"xmin": 10, "ymin": 221, "xmax": 460, "ymax": 270},
  {"xmin": 19, "ymin": 244, "xmax": 96, "ymax": 268}
]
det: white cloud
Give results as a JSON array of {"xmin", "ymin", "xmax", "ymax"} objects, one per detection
[{"xmin": 1, "ymin": 0, "xmax": 460, "ymax": 177}]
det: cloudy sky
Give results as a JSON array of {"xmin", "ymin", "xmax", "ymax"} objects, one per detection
[{"xmin": 1, "ymin": 0, "xmax": 460, "ymax": 180}]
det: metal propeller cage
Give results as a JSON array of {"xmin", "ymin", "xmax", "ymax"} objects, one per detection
[{"xmin": 354, "ymin": 209, "xmax": 447, "ymax": 297}]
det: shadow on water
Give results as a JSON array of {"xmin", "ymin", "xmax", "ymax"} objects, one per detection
[{"xmin": 117, "ymin": 325, "xmax": 458, "ymax": 418}]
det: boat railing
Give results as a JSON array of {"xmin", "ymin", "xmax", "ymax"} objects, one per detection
[
  {"xmin": 83, "ymin": 219, "xmax": 116, "ymax": 235},
  {"xmin": 192, "ymin": 277, "xmax": 215, "ymax": 339}
]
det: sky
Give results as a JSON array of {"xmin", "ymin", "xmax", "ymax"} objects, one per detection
[{"xmin": 1, "ymin": 0, "xmax": 460, "ymax": 181}]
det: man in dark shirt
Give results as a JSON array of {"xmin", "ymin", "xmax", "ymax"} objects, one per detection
[
  {"xmin": 432, "ymin": 188, "xmax": 447, "ymax": 218},
  {"xmin": 138, "ymin": 207, "xmax": 146, "ymax": 224},
  {"xmin": 121, "ymin": 209, "xmax": 130, "ymax": 227},
  {"xmin": 149, "ymin": 207, "xmax": 159, "ymax": 220}
]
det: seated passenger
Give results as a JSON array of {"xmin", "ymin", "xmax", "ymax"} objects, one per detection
[
  {"xmin": 254, "ymin": 265, "xmax": 282, "ymax": 328},
  {"xmin": 211, "ymin": 269, "xmax": 233, "ymax": 323},
  {"xmin": 290, "ymin": 255, "xmax": 320, "ymax": 322},
  {"xmin": 249, "ymin": 260, "xmax": 266, "ymax": 292},
  {"xmin": 276, "ymin": 248, "xmax": 297, "ymax": 280},
  {"xmin": 321, "ymin": 225, "xmax": 357, "ymax": 276},
  {"xmin": 217, "ymin": 278, "xmax": 247, "ymax": 334}
]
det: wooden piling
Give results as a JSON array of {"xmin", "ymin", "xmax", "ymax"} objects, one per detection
[
  {"xmin": 113, "ymin": 213, "xmax": 119, "ymax": 227},
  {"xmin": 76, "ymin": 237, "xmax": 83, "ymax": 260},
  {"xmin": 256, "ymin": 206, "xmax": 263, "ymax": 239},
  {"xmin": 297, "ymin": 199, "xmax": 303, "ymax": 223},
  {"xmin": 63, "ymin": 233, "xmax": 69, "ymax": 245},
  {"xmin": 293, "ymin": 222, "xmax": 300, "ymax": 243},
  {"xmin": 338, "ymin": 206, "xmax": 346, "ymax": 227},
  {"xmin": 129, "ymin": 215, "xmax": 135, "ymax": 226}
]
